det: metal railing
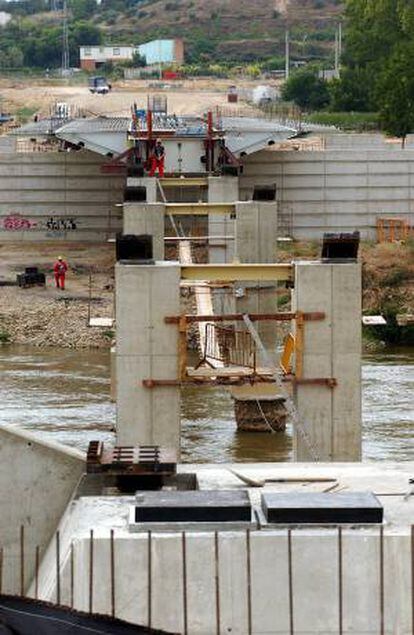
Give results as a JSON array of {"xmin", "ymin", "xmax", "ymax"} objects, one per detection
[{"xmin": 198, "ymin": 323, "xmax": 256, "ymax": 371}]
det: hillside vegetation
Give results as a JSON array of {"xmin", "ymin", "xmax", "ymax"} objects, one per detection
[{"xmin": 0, "ymin": 0, "xmax": 343, "ymax": 69}]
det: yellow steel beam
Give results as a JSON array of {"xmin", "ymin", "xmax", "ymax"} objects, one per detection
[
  {"xmin": 160, "ymin": 177, "xmax": 208, "ymax": 188},
  {"xmin": 165, "ymin": 202, "xmax": 234, "ymax": 215},
  {"xmin": 181, "ymin": 263, "xmax": 293, "ymax": 282}
]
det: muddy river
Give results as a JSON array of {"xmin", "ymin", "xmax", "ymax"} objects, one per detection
[{"xmin": 0, "ymin": 345, "xmax": 412, "ymax": 462}]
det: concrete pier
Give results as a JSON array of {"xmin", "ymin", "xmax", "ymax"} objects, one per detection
[
  {"xmin": 125, "ymin": 176, "xmax": 157, "ymax": 203},
  {"xmin": 234, "ymin": 201, "xmax": 279, "ymax": 354},
  {"xmin": 292, "ymin": 261, "xmax": 362, "ymax": 461},
  {"xmin": 115, "ymin": 261, "xmax": 181, "ymax": 449},
  {"xmin": 207, "ymin": 176, "xmax": 238, "ymax": 263},
  {"xmin": 122, "ymin": 203, "xmax": 165, "ymax": 260},
  {"xmin": 231, "ymin": 201, "xmax": 281, "ymax": 430}
]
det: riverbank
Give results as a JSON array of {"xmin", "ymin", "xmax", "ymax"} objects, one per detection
[
  {"xmin": 0, "ymin": 243, "xmax": 115, "ymax": 349},
  {"xmin": 0, "ymin": 240, "xmax": 412, "ymax": 349}
]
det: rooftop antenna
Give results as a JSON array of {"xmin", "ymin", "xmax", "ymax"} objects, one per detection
[{"xmin": 61, "ymin": 0, "xmax": 70, "ymax": 75}]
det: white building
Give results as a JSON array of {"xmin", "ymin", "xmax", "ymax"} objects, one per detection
[{"xmin": 79, "ymin": 39, "xmax": 184, "ymax": 70}]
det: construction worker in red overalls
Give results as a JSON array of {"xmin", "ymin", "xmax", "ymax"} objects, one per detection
[
  {"xmin": 149, "ymin": 139, "xmax": 165, "ymax": 177},
  {"xmin": 53, "ymin": 256, "xmax": 68, "ymax": 290}
]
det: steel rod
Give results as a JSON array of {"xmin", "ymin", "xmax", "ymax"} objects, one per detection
[
  {"xmin": 246, "ymin": 530, "xmax": 252, "ymax": 635},
  {"xmin": 148, "ymin": 530, "xmax": 152, "ymax": 628},
  {"xmin": 288, "ymin": 528, "xmax": 294, "ymax": 635},
  {"xmin": 182, "ymin": 532, "xmax": 188, "ymax": 635},
  {"xmin": 56, "ymin": 531, "xmax": 61, "ymax": 605},
  {"xmin": 338, "ymin": 527, "xmax": 343, "ymax": 635},
  {"xmin": 20, "ymin": 525, "xmax": 25, "ymax": 597},
  {"xmin": 89, "ymin": 529, "xmax": 94, "ymax": 614},
  {"xmin": 70, "ymin": 543, "xmax": 74, "ymax": 609},
  {"xmin": 35, "ymin": 546, "xmax": 40, "ymax": 600},
  {"xmin": 110, "ymin": 529, "xmax": 116, "ymax": 618},
  {"xmin": 214, "ymin": 532, "xmax": 221, "ymax": 635},
  {"xmin": 379, "ymin": 526, "xmax": 384, "ymax": 635}
]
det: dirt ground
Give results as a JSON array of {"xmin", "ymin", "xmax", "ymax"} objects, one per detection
[
  {"xmin": 1, "ymin": 240, "xmax": 412, "ymax": 349},
  {"xmin": 0, "ymin": 77, "xmax": 267, "ymax": 119},
  {"xmin": 0, "ymin": 242, "xmax": 116, "ymax": 348}
]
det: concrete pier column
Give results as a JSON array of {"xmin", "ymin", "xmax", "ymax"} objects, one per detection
[
  {"xmin": 123, "ymin": 203, "xmax": 165, "ymax": 260},
  {"xmin": 292, "ymin": 261, "xmax": 362, "ymax": 461},
  {"xmin": 207, "ymin": 176, "xmax": 238, "ymax": 263},
  {"xmin": 115, "ymin": 261, "xmax": 181, "ymax": 451},
  {"xmin": 125, "ymin": 177, "xmax": 158, "ymax": 203},
  {"xmin": 231, "ymin": 201, "xmax": 282, "ymax": 431},
  {"xmin": 234, "ymin": 201, "xmax": 278, "ymax": 353}
]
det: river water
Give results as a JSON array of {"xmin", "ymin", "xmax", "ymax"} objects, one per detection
[{"xmin": 0, "ymin": 345, "xmax": 412, "ymax": 463}]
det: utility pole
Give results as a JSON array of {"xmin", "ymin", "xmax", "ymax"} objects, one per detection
[
  {"xmin": 335, "ymin": 22, "xmax": 342, "ymax": 78},
  {"xmin": 285, "ymin": 29, "xmax": 290, "ymax": 80},
  {"xmin": 334, "ymin": 28, "xmax": 339, "ymax": 77},
  {"xmin": 338, "ymin": 21, "xmax": 342, "ymax": 64},
  {"xmin": 61, "ymin": 0, "xmax": 70, "ymax": 75}
]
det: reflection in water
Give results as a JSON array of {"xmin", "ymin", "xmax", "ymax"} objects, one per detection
[{"xmin": 0, "ymin": 345, "xmax": 412, "ymax": 462}]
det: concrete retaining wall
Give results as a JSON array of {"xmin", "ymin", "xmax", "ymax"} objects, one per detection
[
  {"xmin": 240, "ymin": 148, "xmax": 414, "ymax": 239},
  {"xmin": 0, "ymin": 151, "xmax": 125, "ymax": 241},
  {"xmin": 0, "ymin": 423, "xmax": 85, "ymax": 594}
]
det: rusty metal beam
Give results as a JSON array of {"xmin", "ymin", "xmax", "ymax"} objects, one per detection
[
  {"xmin": 181, "ymin": 263, "xmax": 293, "ymax": 282},
  {"xmin": 160, "ymin": 177, "xmax": 208, "ymax": 188},
  {"xmin": 165, "ymin": 312, "xmax": 324, "ymax": 324},
  {"xmin": 165, "ymin": 203, "xmax": 234, "ymax": 216},
  {"xmin": 142, "ymin": 376, "xmax": 336, "ymax": 388}
]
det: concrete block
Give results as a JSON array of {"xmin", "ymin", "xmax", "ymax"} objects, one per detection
[
  {"xmin": 293, "ymin": 262, "xmax": 361, "ymax": 462},
  {"xmin": 151, "ymin": 534, "xmax": 184, "ymax": 634},
  {"xmin": 115, "ymin": 262, "xmax": 181, "ymax": 449},
  {"xmin": 208, "ymin": 176, "xmax": 238, "ymax": 263},
  {"xmin": 185, "ymin": 533, "xmax": 216, "ymax": 633},
  {"xmin": 114, "ymin": 535, "xmax": 149, "ymax": 624},
  {"xmin": 292, "ymin": 532, "xmax": 338, "ymax": 633},
  {"xmin": 123, "ymin": 203, "xmax": 165, "ymax": 260},
  {"xmin": 218, "ymin": 532, "xmax": 249, "ymax": 633},
  {"xmin": 126, "ymin": 177, "xmax": 158, "ymax": 203},
  {"xmin": 250, "ymin": 531, "xmax": 290, "ymax": 633},
  {"xmin": 235, "ymin": 201, "xmax": 277, "ymax": 264}
]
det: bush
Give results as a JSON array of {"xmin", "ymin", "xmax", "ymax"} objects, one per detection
[
  {"xmin": 281, "ymin": 69, "xmax": 330, "ymax": 110},
  {"xmin": 0, "ymin": 330, "xmax": 10, "ymax": 343}
]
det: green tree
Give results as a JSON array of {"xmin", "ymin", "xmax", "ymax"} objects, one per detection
[
  {"xmin": 132, "ymin": 51, "xmax": 146, "ymax": 67},
  {"xmin": 377, "ymin": 41, "xmax": 414, "ymax": 141},
  {"xmin": 329, "ymin": 67, "xmax": 373, "ymax": 112},
  {"xmin": 335, "ymin": 0, "xmax": 413, "ymax": 112},
  {"xmin": 70, "ymin": 0, "xmax": 96, "ymax": 21},
  {"xmin": 282, "ymin": 69, "xmax": 330, "ymax": 110}
]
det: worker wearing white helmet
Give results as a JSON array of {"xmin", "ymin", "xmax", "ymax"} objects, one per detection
[{"xmin": 53, "ymin": 256, "xmax": 68, "ymax": 290}]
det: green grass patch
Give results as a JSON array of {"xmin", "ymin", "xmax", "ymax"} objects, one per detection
[
  {"xmin": 15, "ymin": 106, "xmax": 38, "ymax": 122},
  {"xmin": 305, "ymin": 111, "xmax": 380, "ymax": 132}
]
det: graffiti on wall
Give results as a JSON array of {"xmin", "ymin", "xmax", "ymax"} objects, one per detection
[
  {"xmin": 1, "ymin": 214, "xmax": 79, "ymax": 233},
  {"xmin": 2, "ymin": 214, "xmax": 37, "ymax": 231},
  {"xmin": 45, "ymin": 217, "xmax": 77, "ymax": 231}
]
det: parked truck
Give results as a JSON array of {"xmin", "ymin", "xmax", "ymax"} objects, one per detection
[{"xmin": 88, "ymin": 76, "xmax": 112, "ymax": 95}]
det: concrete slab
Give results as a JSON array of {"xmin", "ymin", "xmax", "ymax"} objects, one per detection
[{"xmin": 32, "ymin": 462, "xmax": 413, "ymax": 634}]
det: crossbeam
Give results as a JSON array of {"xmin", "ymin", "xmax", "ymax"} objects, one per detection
[
  {"xmin": 160, "ymin": 177, "xmax": 208, "ymax": 187},
  {"xmin": 165, "ymin": 203, "xmax": 234, "ymax": 215},
  {"xmin": 165, "ymin": 312, "xmax": 324, "ymax": 324},
  {"xmin": 180, "ymin": 263, "xmax": 293, "ymax": 282}
]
